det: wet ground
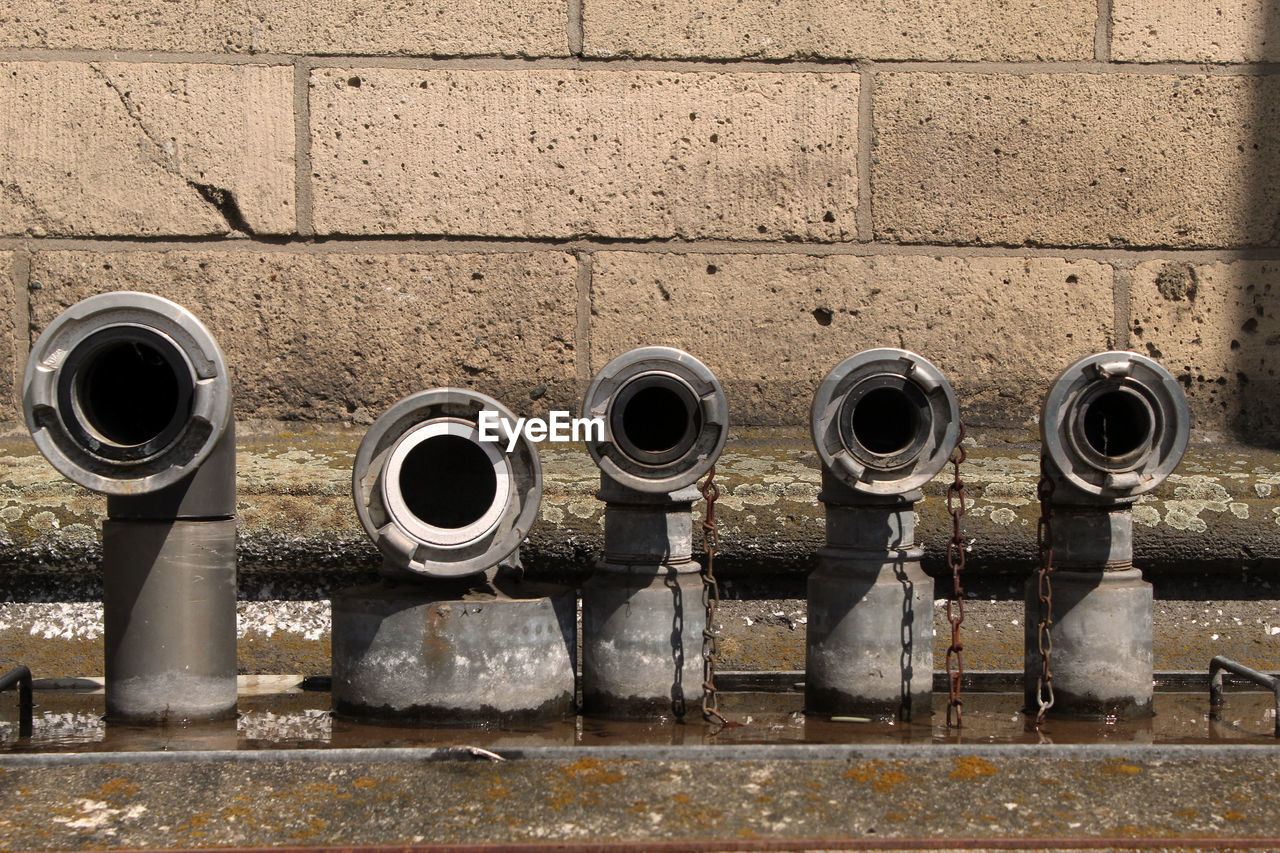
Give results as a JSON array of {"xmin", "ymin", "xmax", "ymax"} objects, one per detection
[
  {"xmin": 2, "ymin": 679, "xmax": 1280, "ymax": 850},
  {"xmin": 2, "ymin": 679, "xmax": 1279, "ymax": 752}
]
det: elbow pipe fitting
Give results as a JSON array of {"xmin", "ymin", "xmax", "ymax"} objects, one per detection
[
  {"xmin": 22, "ymin": 292, "xmax": 236, "ymax": 722},
  {"xmin": 1041, "ymin": 351, "xmax": 1189, "ymax": 503},
  {"xmin": 811, "ymin": 347, "xmax": 960, "ymax": 498},
  {"xmin": 582, "ymin": 346, "xmax": 728, "ymax": 494},
  {"xmin": 353, "ymin": 388, "xmax": 542, "ymax": 580},
  {"xmin": 23, "ymin": 291, "xmax": 234, "ymax": 511}
]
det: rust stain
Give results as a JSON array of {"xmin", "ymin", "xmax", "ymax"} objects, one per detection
[{"xmin": 950, "ymin": 755, "xmax": 998, "ymax": 781}]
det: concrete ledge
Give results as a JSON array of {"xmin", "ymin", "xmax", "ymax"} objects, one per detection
[{"xmin": 0, "ymin": 424, "xmax": 1278, "ymax": 587}]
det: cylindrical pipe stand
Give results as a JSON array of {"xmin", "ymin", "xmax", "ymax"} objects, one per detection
[
  {"xmin": 1025, "ymin": 351, "xmax": 1188, "ymax": 719},
  {"xmin": 332, "ymin": 389, "xmax": 574, "ymax": 723},
  {"xmin": 807, "ymin": 348, "xmax": 960, "ymax": 720},
  {"xmin": 580, "ymin": 347, "xmax": 728, "ymax": 717},
  {"xmin": 24, "ymin": 292, "xmax": 237, "ymax": 722}
]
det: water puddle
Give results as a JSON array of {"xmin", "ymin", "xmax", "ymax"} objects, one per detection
[{"xmin": 1, "ymin": 678, "xmax": 1276, "ymax": 753}]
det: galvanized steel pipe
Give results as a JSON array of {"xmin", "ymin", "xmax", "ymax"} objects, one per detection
[
  {"xmin": 807, "ymin": 348, "xmax": 960, "ymax": 720},
  {"xmin": 580, "ymin": 346, "xmax": 728, "ymax": 717},
  {"xmin": 332, "ymin": 388, "xmax": 574, "ymax": 723},
  {"xmin": 23, "ymin": 292, "xmax": 236, "ymax": 722},
  {"xmin": 1025, "ymin": 351, "xmax": 1189, "ymax": 719}
]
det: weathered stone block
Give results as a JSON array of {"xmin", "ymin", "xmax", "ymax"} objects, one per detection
[
  {"xmin": 1112, "ymin": 0, "xmax": 1280, "ymax": 63},
  {"xmin": 0, "ymin": 252, "xmax": 13, "ymax": 423},
  {"xmin": 591, "ymin": 252, "xmax": 1114, "ymax": 426},
  {"xmin": 583, "ymin": 0, "xmax": 1094, "ymax": 60},
  {"xmin": 0, "ymin": 0, "xmax": 568, "ymax": 56},
  {"xmin": 310, "ymin": 69, "xmax": 858, "ymax": 241},
  {"xmin": 0, "ymin": 62, "xmax": 294, "ymax": 237},
  {"xmin": 874, "ymin": 73, "xmax": 1280, "ymax": 248},
  {"xmin": 28, "ymin": 250, "xmax": 580, "ymax": 420},
  {"xmin": 1130, "ymin": 259, "xmax": 1280, "ymax": 441}
]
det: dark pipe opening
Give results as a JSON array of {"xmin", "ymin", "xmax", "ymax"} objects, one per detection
[
  {"xmin": 398, "ymin": 434, "xmax": 497, "ymax": 529},
  {"xmin": 611, "ymin": 374, "xmax": 702, "ymax": 467},
  {"xmin": 59, "ymin": 327, "xmax": 196, "ymax": 462},
  {"xmin": 622, "ymin": 385, "xmax": 694, "ymax": 454},
  {"xmin": 79, "ymin": 341, "xmax": 185, "ymax": 447},
  {"xmin": 1082, "ymin": 389, "xmax": 1152, "ymax": 459},
  {"xmin": 852, "ymin": 386, "xmax": 919, "ymax": 456}
]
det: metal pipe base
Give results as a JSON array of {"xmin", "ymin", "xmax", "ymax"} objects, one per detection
[
  {"xmin": 805, "ymin": 552, "xmax": 934, "ymax": 720},
  {"xmin": 102, "ymin": 518, "xmax": 238, "ymax": 722},
  {"xmin": 581, "ymin": 563, "xmax": 706, "ymax": 718},
  {"xmin": 331, "ymin": 578, "xmax": 575, "ymax": 724},
  {"xmin": 1023, "ymin": 568, "xmax": 1154, "ymax": 719}
]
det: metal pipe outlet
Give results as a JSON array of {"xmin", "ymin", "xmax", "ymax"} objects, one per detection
[
  {"xmin": 580, "ymin": 346, "xmax": 729, "ymax": 717},
  {"xmin": 333, "ymin": 388, "xmax": 574, "ymax": 723},
  {"xmin": 23, "ymin": 292, "xmax": 236, "ymax": 722},
  {"xmin": 1026, "ymin": 351, "xmax": 1189, "ymax": 719},
  {"xmin": 808, "ymin": 348, "xmax": 960, "ymax": 720}
]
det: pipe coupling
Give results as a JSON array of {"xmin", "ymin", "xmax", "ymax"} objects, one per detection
[
  {"xmin": 353, "ymin": 388, "xmax": 541, "ymax": 579},
  {"xmin": 811, "ymin": 348, "xmax": 960, "ymax": 496},
  {"xmin": 23, "ymin": 292, "xmax": 232, "ymax": 495},
  {"xmin": 1041, "ymin": 351, "xmax": 1188, "ymax": 500},
  {"xmin": 582, "ymin": 346, "xmax": 728, "ymax": 493}
]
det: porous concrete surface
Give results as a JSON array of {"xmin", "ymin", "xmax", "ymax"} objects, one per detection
[
  {"xmin": 0, "ymin": 62, "xmax": 295, "ymax": 237},
  {"xmin": 0, "ymin": 0, "xmax": 568, "ymax": 56},
  {"xmin": 309, "ymin": 69, "xmax": 859, "ymax": 241},
  {"xmin": 0, "ymin": 426, "xmax": 1278, "ymax": 581},
  {"xmin": 0, "ymin": 252, "xmax": 11, "ymax": 417},
  {"xmin": 591, "ymin": 253, "xmax": 1114, "ymax": 426},
  {"xmin": 583, "ymin": 0, "xmax": 1095, "ymax": 60},
  {"xmin": 28, "ymin": 250, "xmax": 582, "ymax": 422},
  {"xmin": 873, "ymin": 73, "xmax": 1280, "ymax": 249},
  {"xmin": 1, "ymin": 754, "xmax": 1279, "ymax": 848},
  {"xmin": 1129, "ymin": 259, "xmax": 1280, "ymax": 435},
  {"xmin": 1112, "ymin": 0, "xmax": 1280, "ymax": 62}
]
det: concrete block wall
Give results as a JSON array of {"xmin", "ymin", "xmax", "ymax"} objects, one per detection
[{"xmin": 2, "ymin": 1, "xmax": 1279, "ymax": 437}]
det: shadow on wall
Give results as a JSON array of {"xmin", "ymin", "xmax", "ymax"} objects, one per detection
[{"xmin": 1237, "ymin": 2, "xmax": 1280, "ymax": 448}]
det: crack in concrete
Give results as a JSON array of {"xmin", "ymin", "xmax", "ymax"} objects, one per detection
[{"xmin": 87, "ymin": 63, "xmax": 255, "ymax": 236}]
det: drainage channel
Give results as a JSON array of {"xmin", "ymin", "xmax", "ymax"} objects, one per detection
[{"xmin": 2, "ymin": 670, "xmax": 1277, "ymax": 762}]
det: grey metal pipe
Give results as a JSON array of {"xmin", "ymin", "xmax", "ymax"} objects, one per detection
[
  {"xmin": 23, "ymin": 292, "xmax": 236, "ymax": 722},
  {"xmin": 580, "ymin": 347, "xmax": 728, "ymax": 717},
  {"xmin": 332, "ymin": 388, "xmax": 574, "ymax": 724},
  {"xmin": 807, "ymin": 348, "xmax": 960, "ymax": 720},
  {"xmin": 1025, "ymin": 351, "xmax": 1189, "ymax": 720}
]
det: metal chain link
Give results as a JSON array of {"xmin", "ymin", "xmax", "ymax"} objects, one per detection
[
  {"xmin": 944, "ymin": 422, "xmax": 968, "ymax": 728},
  {"xmin": 1034, "ymin": 455, "xmax": 1056, "ymax": 727},
  {"xmin": 699, "ymin": 466, "xmax": 733, "ymax": 729}
]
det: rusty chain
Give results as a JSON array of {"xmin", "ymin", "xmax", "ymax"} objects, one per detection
[
  {"xmin": 1034, "ymin": 455, "xmax": 1056, "ymax": 727},
  {"xmin": 699, "ymin": 466, "xmax": 734, "ymax": 728},
  {"xmin": 944, "ymin": 422, "xmax": 968, "ymax": 728}
]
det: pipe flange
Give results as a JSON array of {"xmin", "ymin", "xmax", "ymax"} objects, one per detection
[
  {"xmin": 811, "ymin": 348, "xmax": 960, "ymax": 496},
  {"xmin": 353, "ymin": 388, "xmax": 542, "ymax": 579},
  {"xmin": 1042, "ymin": 351, "xmax": 1188, "ymax": 499},
  {"xmin": 23, "ymin": 292, "xmax": 231, "ymax": 495},
  {"xmin": 582, "ymin": 346, "xmax": 729, "ymax": 493}
]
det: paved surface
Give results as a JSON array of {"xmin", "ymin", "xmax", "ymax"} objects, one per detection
[{"xmin": 0, "ymin": 747, "xmax": 1278, "ymax": 850}]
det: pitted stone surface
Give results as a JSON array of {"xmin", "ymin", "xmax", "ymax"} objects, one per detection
[
  {"xmin": 591, "ymin": 252, "xmax": 1114, "ymax": 427},
  {"xmin": 28, "ymin": 250, "xmax": 581, "ymax": 421},
  {"xmin": 0, "ymin": 62, "xmax": 295, "ymax": 237},
  {"xmin": 0, "ymin": 0, "xmax": 568, "ymax": 56},
  {"xmin": 583, "ymin": 0, "xmax": 1094, "ymax": 60},
  {"xmin": 1112, "ymin": 0, "xmax": 1280, "ymax": 62},
  {"xmin": 1129, "ymin": 259, "xmax": 1280, "ymax": 436},
  {"xmin": 873, "ymin": 73, "xmax": 1280, "ymax": 248},
  {"xmin": 0, "ymin": 253, "xmax": 12, "ymax": 423},
  {"xmin": 309, "ymin": 69, "xmax": 858, "ymax": 241}
]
